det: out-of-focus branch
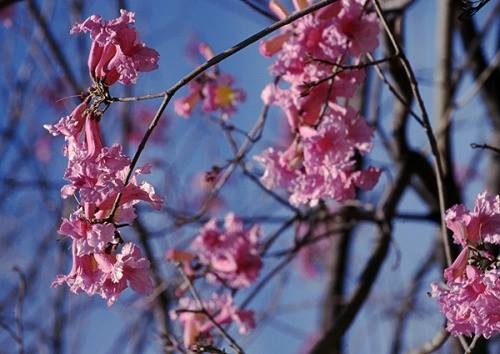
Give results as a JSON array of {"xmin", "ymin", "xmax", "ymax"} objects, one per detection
[
  {"xmin": 405, "ymin": 328, "xmax": 450, "ymax": 354},
  {"xmin": 311, "ymin": 157, "xmax": 413, "ymax": 354},
  {"xmin": 133, "ymin": 218, "xmax": 174, "ymax": 353},
  {"xmin": 381, "ymin": 0, "xmax": 419, "ymax": 12},
  {"xmin": 390, "ymin": 245, "xmax": 439, "ymax": 354},
  {"xmin": 455, "ymin": 3, "xmax": 500, "ymax": 195},
  {"xmin": 458, "ymin": 0, "xmax": 493, "ymax": 19},
  {"xmin": 238, "ymin": 0, "xmax": 279, "ymax": 21},
  {"xmin": 435, "ymin": 0, "xmax": 461, "ymax": 208},
  {"xmin": 176, "ymin": 265, "xmax": 245, "ymax": 354},
  {"xmin": 26, "ymin": 0, "xmax": 81, "ymax": 94},
  {"xmin": 471, "ymin": 143, "xmax": 500, "ymax": 154},
  {"xmin": 218, "ymin": 104, "xmax": 302, "ymax": 216},
  {"xmin": 372, "ymin": 0, "xmax": 451, "ymax": 265},
  {"xmin": 0, "ymin": 0, "xmax": 23, "ymax": 11},
  {"xmin": 12, "ymin": 267, "xmax": 26, "ymax": 354}
]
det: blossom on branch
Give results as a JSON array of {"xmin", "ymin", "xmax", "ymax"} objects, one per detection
[
  {"xmin": 431, "ymin": 192, "xmax": 500, "ymax": 338},
  {"xmin": 170, "ymin": 293, "xmax": 255, "ymax": 348},
  {"xmin": 52, "ymin": 241, "xmax": 154, "ymax": 306},
  {"xmin": 46, "ymin": 8, "xmax": 163, "ymax": 305},
  {"xmin": 191, "ymin": 213, "xmax": 262, "ymax": 288},
  {"xmin": 71, "ymin": 9, "xmax": 159, "ymax": 85},
  {"xmin": 255, "ymin": 0, "xmax": 381, "ymax": 206},
  {"xmin": 174, "ymin": 43, "xmax": 245, "ymax": 119},
  {"xmin": 255, "ymin": 104, "xmax": 380, "ymax": 206}
]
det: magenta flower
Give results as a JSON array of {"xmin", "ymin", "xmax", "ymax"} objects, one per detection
[{"xmin": 71, "ymin": 9, "xmax": 159, "ymax": 85}]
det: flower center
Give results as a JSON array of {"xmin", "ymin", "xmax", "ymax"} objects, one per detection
[{"xmin": 215, "ymin": 85, "xmax": 235, "ymax": 107}]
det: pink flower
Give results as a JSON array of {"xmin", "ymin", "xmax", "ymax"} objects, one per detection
[
  {"xmin": 53, "ymin": 241, "xmax": 153, "ymax": 306},
  {"xmin": 170, "ymin": 293, "xmax": 255, "ymax": 348},
  {"xmin": 59, "ymin": 212, "xmax": 116, "ymax": 256},
  {"xmin": 432, "ymin": 266, "xmax": 500, "ymax": 338},
  {"xmin": 259, "ymin": 32, "xmax": 292, "ymax": 57},
  {"xmin": 323, "ymin": 0, "xmax": 379, "ymax": 57},
  {"xmin": 44, "ymin": 102, "xmax": 89, "ymax": 139},
  {"xmin": 254, "ymin": 147, "xmax": 298, "ymax": 192},
  {"xmin": 255, "ymin": 104, "xmax": 380, "ymax": 206},
  {"xmin": 52, "ymin": 242, "xmax": 104, "ymax": 296},
  {"xmin": 102, "ymin": 242, "xmax": 154, "ymax": 295},
  {"xmin": 0, "ymin": 5, "xmax": 14, "ymax": 28},
  {"xmin": 62, "ymin": 144, "xmax": 163, "ymax": 219},
  {"xmin": 201, "ymin": 74, "xmax": 246, "ymax": 117},
  {"xmin": 48, "ymin": 9, "xmax": 162, "ymax": 307},
  {"xmin": 174, "ymin": 43, "xmax": 245, "ymax": 118},
  {"xmin": 174, "ymin": 82, "xmax": 202, "ymax": 118},
  {"xmin": 432, "ymin": 192, "xmax": 500, "ymax": 338},
  {"xmin": 263, "ymin": 0, "xmax": 378, "ymax": 80},
  {"xmin": 71, "ymin": 10, "xmax": 159, "ymax": 85},
  {"xmin": 191, "ymin": 213, "xmax": 262, "ymax": 289},
  {"xmin": 43, "ymin": 101, "xmax": 105, "ymax": 160},
  {"xmin": 446, "ymin": 192, "xmax": 500, "ymax": 246}
]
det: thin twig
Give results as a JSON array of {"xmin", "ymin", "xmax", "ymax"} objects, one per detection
[
  {"xmin": 238, "ymin": 0, "xmax": 279, "ymax": 21},
  {"xmin": 405, "ymin": 328, "xmax": 449, "ymax": 354},
  {"xmin": 12, "ymin": 267, "xmax": 26, "ymax": 354},
  {"xmin": 372, "ymin": 0, "xmax": 452, "ymax": 266},
  {"xmin": 175, "ymin": 265, "xmax": 245, "ymax": 354},
  {"xmin": 26, "ymin": 0, "xmax": 80, "ymax": 93},
  {"xmin": 366, "ymin": 52, "xmax": 424, "ymax": 125},
  {"xmin": 470, "ymin": 142, "xmax": 500, "ymax": 154}
]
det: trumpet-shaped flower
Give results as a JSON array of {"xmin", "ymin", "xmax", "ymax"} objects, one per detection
[{"xmin": 71, "ymin": 9, "xmax": 159, "ymax": 85}]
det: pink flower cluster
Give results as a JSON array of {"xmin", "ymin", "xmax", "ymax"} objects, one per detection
[
  {"xmin": 71, "ymin": 10, "xmax": 159, "ymax": 86},
  {"xmin": 431, "ymin": 192, "xmax": 500, "ymax": 338},
  {"xmin": 254, "ymin": 0, "xmax": 381, "ymax": 206},
  {"xmin": 191, "ymin": 213, "xmax": 262, "ymax": 288},
  {"xmin": 45, "ymin": 10, "xmax": 162, "ymax": 305},
  {"xmin": 167, "ymin": 214, "xmax": 260, "ymax": 348},
  {"xmin": 168, "ymin": 213, "xmax": 262, "ymax": 289},
  {"xmin": 170, "ymin": 294, "xmax": 255, "ymax": 348},
  {"xmin": 174, "ymin": 43, "xmax": 245, "ymax": 118}
]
